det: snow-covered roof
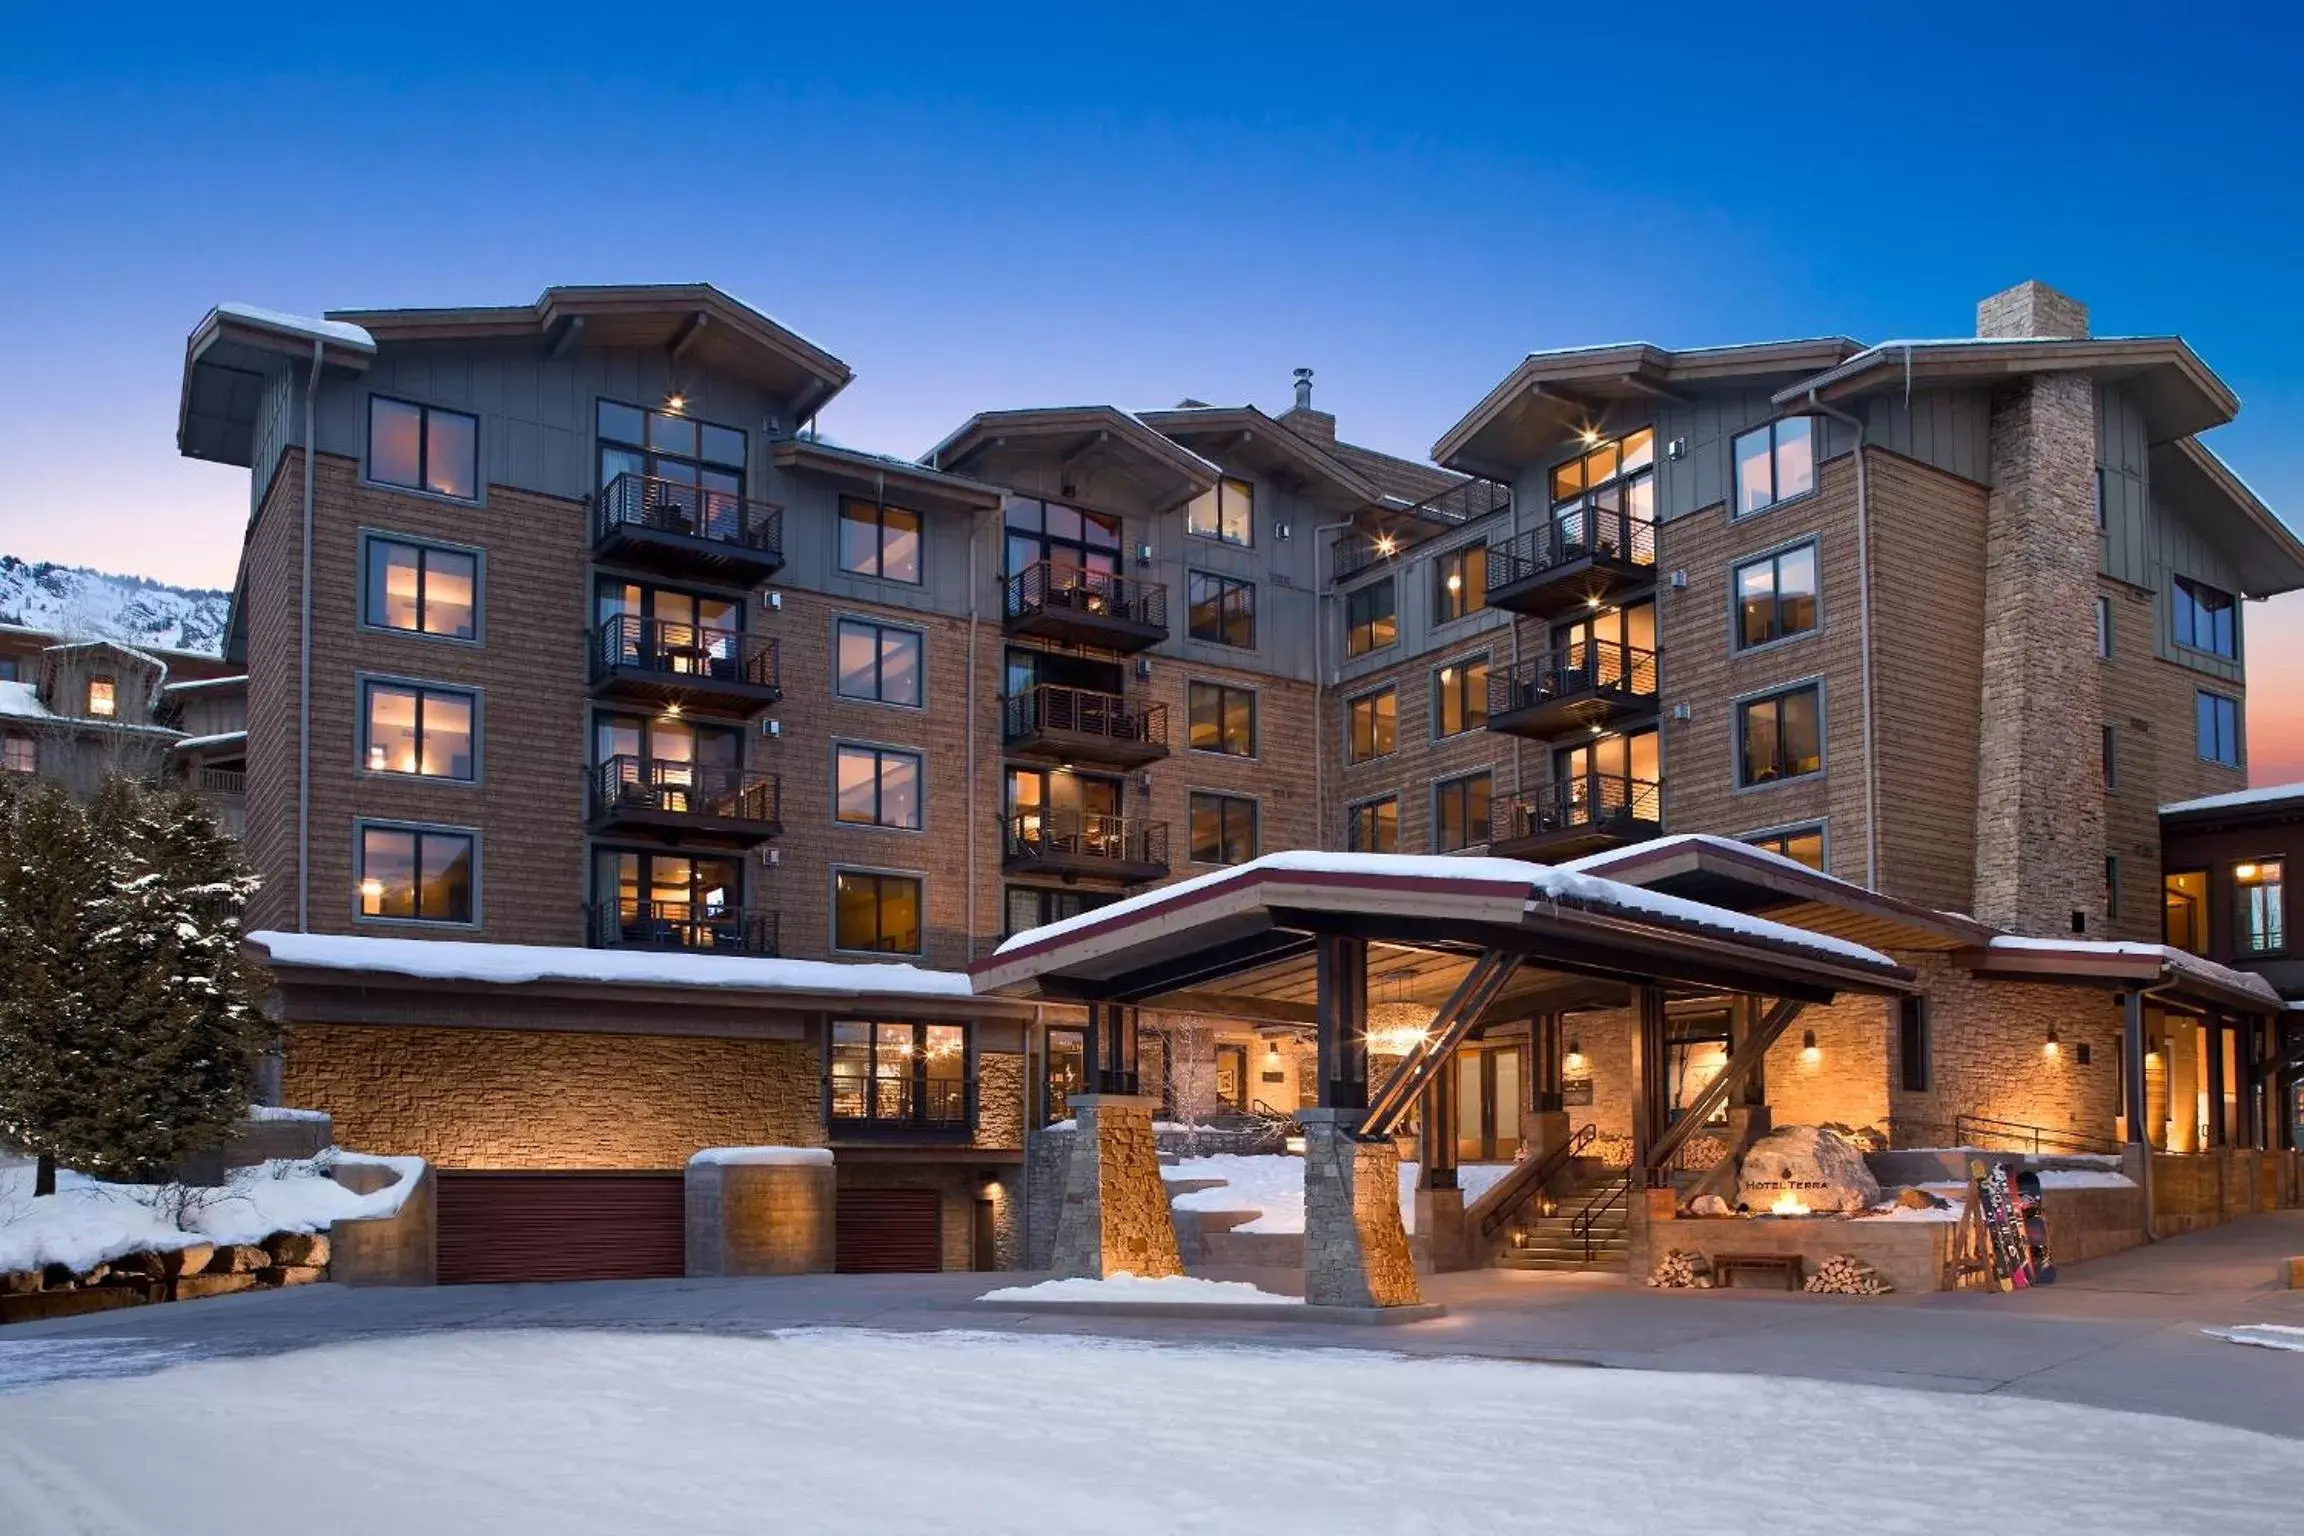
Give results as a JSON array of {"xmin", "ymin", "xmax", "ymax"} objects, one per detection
[
  {"xmin": 161, "ymin": 673, "xmax": 248, "ymax": 695},
  {"xmin": 688, "ymin": 1146, "xmax": 834, "ymax": 1168},
  {"xmin": 214, "ymin": 301, "xmax": 377, "ymax": 352},
  {"xmin": 1985, "ymin": 935, "xmax": 2282, "ymax": 1007},
  {"xmin": 1562, "ymin": 832, "xmax": 1821, "ymax": 881},
  {"xmin": 0, "ymin": 680, "xmax": 53, "ymax": 723},
  {"xmin": 250, "ymin": 931, "xmax": 983, "ymax": 1001},
  {"xmin": 989, "ymin": 849, "xmax": 1899, "ymax": 973},
  {"xmin": 171, "ymin": 729, "xmax": 247, "ymax": 753},
  {"xmin": 2160, "ymin": 782, "xmax": 2304, "ymax": 818},
  {"xmin": 0, "ymin": 678, "xmax": 183, "ymax": 738}
]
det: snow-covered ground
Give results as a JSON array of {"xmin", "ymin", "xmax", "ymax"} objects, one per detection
[
  {"xmin": 979, "ymin": 1274, "xmax": 1301, "ymax": 1305},
  {"xmin": 1165, "ymin": 1155, "xmax": 1517, "ymax": 1234},
  {"xmin": 2206, "ymin": 1324, "xmax": 2304, "ymax": 1353},
  {"xmin": 0, "ymin": 1153, "xmax": 421, "ymax": 1274},
  {"xmin": 1, "ymin": 1329, "xmax": 2297, "ymax": 1534}
]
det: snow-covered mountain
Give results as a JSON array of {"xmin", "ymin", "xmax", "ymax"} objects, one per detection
[{"xmin": 0, "ymin": 557, "xmax": 230, "ymax": 655}]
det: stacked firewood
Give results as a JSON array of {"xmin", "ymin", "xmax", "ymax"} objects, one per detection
[
  {"xmin": 1804, "ymin": 1253, "xmax": 1892, "ymax": 1295},
  {"xmin": 1645, "ymin": 1249, "xmax": 1715, "ymax": 1289}
]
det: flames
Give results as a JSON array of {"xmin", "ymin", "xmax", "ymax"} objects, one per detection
[{"xmin": 1769, "ymin": 1190, "xmax": 1813, "ymax": 1217}]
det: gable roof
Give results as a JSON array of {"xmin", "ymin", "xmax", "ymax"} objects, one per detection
[
  {"xmin": 923, "ymin": 406, "xmax": 1222, "ymax": 509},
  {"xmin": 1135, "ymin": 404, "xmax": 1384, "ymax": 510}
]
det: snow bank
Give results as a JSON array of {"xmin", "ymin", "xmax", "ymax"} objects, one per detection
[
  {"xmin": 688, "ymin": 1147, "xmax": 833, "ymax": 1168},
  {"xmin": 1164, "ymin": 1154, "xmax": 1516, "ymax": 1235},
  {"xmin": 0, "ymin": 1153, "xmax": 423, "ymax": 1275},
  {"xmin": 978, "ymin": 1273, "xmax": 1301, "ymax": 1305},
  {"xmin": 2205, "ymin": 1324, "xmax": 2304, "ymax": 1353}
]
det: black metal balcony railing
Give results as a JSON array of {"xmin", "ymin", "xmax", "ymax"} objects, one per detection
[
  {"xmin": 1493, "ymin": 773, "xmax": 1662, "ymax": 844},
  {"xmin": 1489, "ymin": 641, "xmax": 1659, "ymax": 716},
  {"xmin": 829, "ymin": 1075, "xmax": 972, "ymax": 1132},
  {"xmin": 589, "ymin": 755, "xmax": 781, "ymax": 827},
  {"xmin": 1002, "ymin": 685, "xmax": 1169, "ymax": 751},
  {"xmin": 1488, "ymin": 504, "xmax": 1657, "ymax": 594},
  {"xmin": 588, "ymin": 900, "xmax": 779, "ymax": 956},
  {"xmin": 593, "ymin": 471, "xmax": 783, "ymax": 558},
  {"xmin": 1004, "ymin": 560, "xmax": 1167, "ymax": 632},
  {"xmin": 195, "ymin": 766, "xmax": 247, "ymax": 795},
  {"xmin": 1004, "ymin": 810, "xmax": 1169, "ymax": 869},
  {"xmin": 589, "ymin": 615, "xmax": 781, "ymax": 693}
]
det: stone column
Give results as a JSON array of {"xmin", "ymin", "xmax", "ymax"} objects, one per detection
[
  {"xmin": 685, "ymin": 1152, "xmax": 835, "ymax": 1276},
  {"xmin": 1046, "ymin": 1093, "xmax": 1181, "ymax": 1279},
  {"xmin": 1300, "ymin": 1108, "xmax": 1421, "ymax": 1307}
]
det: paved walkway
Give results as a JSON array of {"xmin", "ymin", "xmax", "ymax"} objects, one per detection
[{"xmin": 6, "ymin": 1211, "xmax": 2299, "ymax": 1434}]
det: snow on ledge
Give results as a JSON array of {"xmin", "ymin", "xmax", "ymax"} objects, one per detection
[
  {"xmin": 688, "ymin": 1146, "xmax": 833, "ymax": 1168},
  {"xmin": 1986, "ymin": 935, "xmax": 2280, "ymax": 1004},
  {"xmin": 246, "ymin": 1105, "xmax": 330, "ymax": 1123},
  {"xmin": 250, "ymin": 931, "xmax": 976, "ymax": 998},
  {"xmin": 979, "ymin": 1273, "xmax": 1302, "ymax": 1306},
  {"xmin": 214, "ymin": 301, "xmax": 376, "ymax": 350},
  {"xmin": 2159, "ymin": 782, "xmax": 2304, "ymax": 817}
]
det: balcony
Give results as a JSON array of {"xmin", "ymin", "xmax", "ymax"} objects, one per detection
[
  {"xmin": 1487, "ymin": 641, "xmax": 1659, "ymax": 739},
  {"xmin": 587, "ymin": 900, "xmax": 779, "ymax": 956},
  {"xmin": 1002, "ymin": 685, "xmax": 1170, "ymax": 769},
  {"xmin": 1489, "ymin": 774, "xmax": 1662, "ymax": 861},
  {"xmin": 586, "ymin": 755, "xmax": 782, "ymax": 845},
  {"xmin": 1002, "ymin": 811, "xmax": 1170, "ymax": 884},
  {"xmin": 588, "ymin": 616, "xmax": 782, "ymax": 714},
  {"xmin": 1003, "ymin": 561, "xmax": 1168, "ymax": 652},
  {"xmin": 592, "ymin": 472, "xmax": 785, "ymax": 582},
  {"xmin": 1486, "ymin": 504, "xmax": 1655, "ymax": 619}
]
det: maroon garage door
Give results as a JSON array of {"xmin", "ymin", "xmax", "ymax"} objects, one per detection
[
  {"xmin": 435, "ymin": 1171, "xmax": 686, "ymax": 1285},
  {"xmin": 835, "ymin": 1188, "xmax": 943, "ymax": 1273}
]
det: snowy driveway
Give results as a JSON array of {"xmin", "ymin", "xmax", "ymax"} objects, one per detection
[{"xmin": 3, "ymin": 1328, "xmax": 2300, "ymax": 1536}]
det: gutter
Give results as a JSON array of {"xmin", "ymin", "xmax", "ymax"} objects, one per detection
[
  {"xmin": 962, "ymin": 473, "xmax": 981, "ymax": 953},
  {"xmin": 1309, "ymin": 518, "xmax": 1360, "ymax": 835},
  {"xmin": 298, "ymin": 337, "xmax": 321, "ymax": 932},
  {"xmin": 1803, "ymin": 390, "xmax": 1881, "ymax": 891}
]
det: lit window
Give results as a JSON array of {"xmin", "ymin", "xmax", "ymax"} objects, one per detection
[
  {"xmin": 364, "ymin": 537, "xmax": 478, "ymax": 639},
  {"xmin": 1745, "ymin": 825, "xmax": 1824, "ymax": 870},
  {"xmin": 828, "ymin": 1019, "xmax": 971, "ymax": 1130},
  {"xmin": 1, "ymin": 732, "xmax": 33, "ymax": 774},
  {"xmin": 369, "ymin": 397, "xmax": 478, "ymax": 500},
  {"xmin": 1347, "ymin": 689, "xmax": 1395, "ymax": 763},
  {"xmin": 2195, "ymin": 690, "xmax": 2241, "ymax": 767},
  {"xmin": 1734, "ymin": 543, "xmax": 1819, "ymax": 649},
  {"xmin": 834, "ymin": 744, "xmax": 923, "ymax": 829},
  {"xmin": 1432, "ymin": 655, "xmax": 1490, "ymax": 738},
  {"xmin": 1346, "ymin": 796, "xmax": 1398, "ymax": 853},
  {"xmin": 1433, "ymin": 771, "xmax": 1492, "ymax": 853},
  {"xmin": 362, "ymin": 682, "xmax": 476, "ymax": 780},
  {"xmin": 838, "ymin": 498, "xmax": 923, "ymax": 583},
  {"xmin": 1188, "ymin": 681, "xmax": 1255, "ymax": 756},
  {"xmin": 835, "ymin": 619, "xmax": 924, "ymax": 707},
  {"xmin": 1187, "ymin": 478, "xmax": 1255, "ymax": 546},
  {"xmin": 1189, "ymin": 792, "xmax": 1258, "ymax": 865},
  {"xmin": 834, "ymin": 870, "xmax": 923, "ymax": 954},
  {"xmin": 86, "ymin": 677, "xmax": 117, "ymax": 718},
  {"xmin": 2173, "ymin": 577, "xmax": 2236, "ymax": 658},
  {"xmin": 1186, "ymin": 572, "xmax": 1256, "ymax": 648},
  {"xmin": 358, "ymin": 824, "xmax": 475, "ymax": 924},
  {"xmin": 1344, "ymin": 578, "xmax": 1396, "ymax": 657},
  {"xmin": 2163, "ymin": 869, "xmax": 2208, "ymax": 952},
  {"xmin": 1731, "ymin": 417, "xmax": 1817, "ymax": 517},
  {"xmin": 2234, "ymin": 859, "xmax": 2285, "ymax": 955},
  {"xmin": 1433, "ymin": 544, "xmax": 1487, "ymax": 624},
  {"xmin": 1005, "ymin": 886, "xmax": 1114, "ymax": 938},
  {"xmin": 1737, "ymin": 683, "xmax": 1823, "ymax": 785}
]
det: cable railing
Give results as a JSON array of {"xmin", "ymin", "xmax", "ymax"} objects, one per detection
[
  {"xmin": 1489, "ymin": 640, "xmax": 1659, "ymax": 717},
  {"xmin": 1002, "ymin": 684, "xmax": 1168, "ymax": 751},
  {"xmin": 1492, "ymin": 773, "xmax": 1662, "ymax": 843},
  {"xmin": 1004, "ymin": 560, "xmax": 1167, "ymax": 632},
  {"xmin": 1488, "ymin": 504, "xmax": 1656, "ymax": 592},
  {"xmin": 589, "ymin": 615, "xmax": 780, "ymax": 693},
  {"xmin": 589, "ymin": 755, "xmax": 780, "ymax": 826},
  {"xmin": 1004, "ymin": 810, "xmax": 1169, "ymax": 870},
  {"xmin": 593, "ymin": 471, "xmax": 782, "ymax": 557},
  {"xmin": 587, "ymin": 900, "xmax": 778, "ymax": 956}
]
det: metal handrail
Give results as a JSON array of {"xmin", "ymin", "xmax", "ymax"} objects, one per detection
[
  {"xmin": 1488, "ymin": 504, "xmax": 1656, "ymax": 592},
  {"xmin": 1004, "ymin": 560, "xmax": 1168, "ymax": 630},
  {"xmin": 1490, "ymin": 641, "xmax": 1659, "ymax": 717},
  {"xmin": 1003, "ymin": 809, "xmax": 1169, "ymax": 868},
  {"xmin": 587, "ymin": 900, "xmax": 778, "ymax": 956},
  {"xmin": 1954, "ymin": 1113, "xmax": 2122, "ymax": 1156},
  {"xmin": 1475, "ymin": 1122, "xmax": 1598, "ymax": 1240},
  {"xmin": 1572, "ymin": 1172, "xmax": 1633, "ymax": 1263},
  {"xmin": 1493, "ymin": 774, "xmax": 1662, "ymax": 842},
  {"xmin": 593, "ymin": 471, "xmax": 783, "ymax": 555},
  {"xmin": 589, "ymin": 615, "xmax": 780, "ymax": 691},
  {"xmin": 590, "ymin": 754, "xmax": 780, "ymax": 825},
  {"xmin": 1002, "ymin": 684, "xmax": 1168, "ymax": 749}
]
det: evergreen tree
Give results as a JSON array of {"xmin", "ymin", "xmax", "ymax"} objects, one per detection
[{"xmin": 0, "ymin": 777, "xmax": 266, "ymax": 1193}]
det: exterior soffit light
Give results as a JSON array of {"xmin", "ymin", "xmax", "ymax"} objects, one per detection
[{"xmin": 1801, "ymin": 1029, "xmax": 1821, "ymax": 1062}]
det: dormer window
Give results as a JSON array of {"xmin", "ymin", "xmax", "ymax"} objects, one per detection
[{"xmin": 87, "ymin": 677, "xmax": 117, "ymax": 718}]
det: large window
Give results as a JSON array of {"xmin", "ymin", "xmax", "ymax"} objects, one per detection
[
  {"xmin": 594, "ymin": 850, "xmax": 744, "ymax": 948},
  {"xmin": 1432, "ymin": 655, "xmax": 1489, "ymax": 738},
  {"xmin": 357, "ymin": 823, "xmax": 475, "ymax": 924},
  {"xmin": 2235, "ymin": 859, "xmax": 2285, "ymax": 955},
  {"xmin": 1551, "ymin": 428, "xmax": 1655, "ymax": 521},
  {"xmin": 833, "ymin": 869, "xmax": 923, "ymax": 954},
  {"xmin": 1346, "ymin": 796, "xmax": 1398, "ymax": 853},
  {"xmin": 2, "ymin": 732, "xmax": 35, "ymax": 774},
  {"xmin": 829, "ymin": 1020, "xmax": 970, "ymax": 1132},
  {"xmin": 2164, "ymin": 868, "xmax": 2209, "ymax": 952},
  {"xmin": 1188, "ymin": 681, "xmax": 1256, "ymax": 756},
  {"xmin": 2196, "ymin": 690, "xmax": 2241, "ymax": 767},
  {"xmin": 1733, "ymin": 542, "xmax": 1819, "ymax": 649},
  {"xmin": 1189, "ymin": 792, "xmax": 1258, "ymax": 865},
  {"xmin": 86, "ymin": 677, "xmax": 117, "ymax": 719},
  {"xmin": 362, "ymin": 681, "xmax": 476, "ymax": 781},
  {"xmin": 1433, "ymin": 544, "xmax": 1487, "ymax": 624},
  {"xmin": 1006, "ymin": 498, "xmax": 1121, "ymax": 575},
  {"xmin": 1737, "ymin": 683, "xmax": 1823, "ymax": 786},
  {"xmin": 364, "ymin": 536, "xmax": 479, "ymax": 641},
  {"xmin": 1345, "ymin": 578, "xmax": 1396, "ymax": 657},
  {"xmin": 835, "ymin": 618, "xmax": 924, "ymax": 707},
  {"xmin": 1745, "ymin": 824, "xmax": 1825, "ymax": 871},
  {"xmin": 2173, "ymin": 576, "xmax": 2236, "ymax": 658},
  {"xmin": 838, "ymin": 497, "xmax": 923, "ymax": 583},
  {"xmin": 1005, "ymin": 886, "xmax": 1115, "ymax": 938},
  {"xmin": 1347, "ymin": 688, "xmax": 1395, "ymax": 763},
  {"xmin": 1187, "ymin": 477, "xmax": 1254, "ymax": 546},
  {"xmin": 1433, "ymin": 771, "xmax": 1492, "ymax": 853},
  {"xmin": 1731, "ymin": 417, "xmax": 1816, "ymax": 517},
  {"xmin": 1187, "ymin": 571, "xmax": 1256, "ymax": 648},
  {"xmin": 370, "ymin": 397, "xmax": 478, "ymax": 500},
  {"xmin": 835, "ymin": 744, "xmax": 923, "ymax": 829},
  {"xmin": 1043, "ymin": 1025, "xmax": 1088, "ymax": 1126},
  {"xmin": 597, "ymin": 399, "xmax": 745, "ymax": 501}
]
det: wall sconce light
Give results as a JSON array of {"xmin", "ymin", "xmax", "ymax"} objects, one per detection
[
  {"xmin": 1801, "ymin": 1030, "xmax": 1820, "ymax": 1063},
  {"xmin": 975, "ymin": 1172, "xmax": 1002, "ymax": 1203},
  {"xmin": 1564, "ymin": 1038, "xmax": 1585, "ymax": 1072},
  {"xmin": 2044, "ymin": 1027, "xmax": 2061, "ymax": 1059},
  {"xmin": 1264, "ymin": 1039, "xmax": 1281, "ymax": 1064},
  {"xmin": 664, "ymin": 392, "xmax": 687, "ymax": 413}
]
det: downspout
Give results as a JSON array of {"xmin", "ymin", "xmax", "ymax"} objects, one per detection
[
  {"xmin": 1310, "ymin": 517, "xmax": 1359, "ymax": 842},
  {"xmin": 298, "ymin": 338, "xmax": 322, "ymax": 932},
  {"xmin": 964, "ymin": 490, "xmax": 981, "ymax": 953},
  {"xmin": 1803, "ymin": 391, "xmax": 1879, "ymax": 891}
]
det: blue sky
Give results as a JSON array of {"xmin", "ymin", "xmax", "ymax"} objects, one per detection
[{"xmin": 5, "ymin": 2, "xmax": 2300, "ymax": 770}]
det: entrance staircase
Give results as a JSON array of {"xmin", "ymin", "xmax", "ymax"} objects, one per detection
[{"xmin": 1493, "ymin": 1163, "xmax": 1631, "ymax": 1273}]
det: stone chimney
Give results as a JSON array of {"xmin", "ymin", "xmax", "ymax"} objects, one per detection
[
  {"xmin": 1969, "ymin": 282, "xmax": 2104, "ymax": 935},
  {"xmin": 1977, "ymin": 280, "xmax": 2089, "ymax": 341},
  {"xmin": 1280, "ymin": 366, "xmax": 1336, "ymax": 442}
]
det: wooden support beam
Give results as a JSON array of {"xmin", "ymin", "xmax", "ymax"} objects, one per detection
[
  {"xmin": 1615, "ymin": 373, "xmax": 1690, "ymax": 405},
  {"xmin": 668, "ymin": 310, "xmax": 710, "ymax": 362},
  {"xmin": 1644, "ymin": 999, "xmax": 1805, "ymax": 1174},
  {"xmin": 1360, "ymin": 952, "xmax": 1519, "ymax": 1139},
  {"xmin": 1315, "ymin": 934, "xmax": 1370, "ymax": 1110},
  {"xmin": 2121, "ymin": 992, "xmax": 2149, "ymax": 1147},
  {"xmin": 1628, "ymin": 984, "xmax": 1666, "ymax": 1180},
  {"xmin": 1532, "ymin": 1012, "xmax": 1564, "ymax": 1114},
  {"xmin": 1061, "ymin": 430, "xmax": 1111, "ymax": 468},
  {"xmin": 546, "ymin": 314, "xmax": 586, "ymax": 360},
  {"xmin": 1419, "ymin": 1053, "xmax": 1459, "ymax": 1189}
]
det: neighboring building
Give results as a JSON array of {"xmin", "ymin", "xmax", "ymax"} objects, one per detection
[{"xmin": 0, "ymin": 626, "xmax": 243, "ymax": 825}]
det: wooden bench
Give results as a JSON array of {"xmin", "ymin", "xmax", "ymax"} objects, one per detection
[{"xmin": 1711, "ymin": 1252, "xmax": 1804, "ymax": 1291}]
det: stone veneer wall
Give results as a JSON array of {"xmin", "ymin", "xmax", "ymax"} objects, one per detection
[{"xmin": 1884, "ymin": 955, "xmax": 2123, "ymax": 1148}]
